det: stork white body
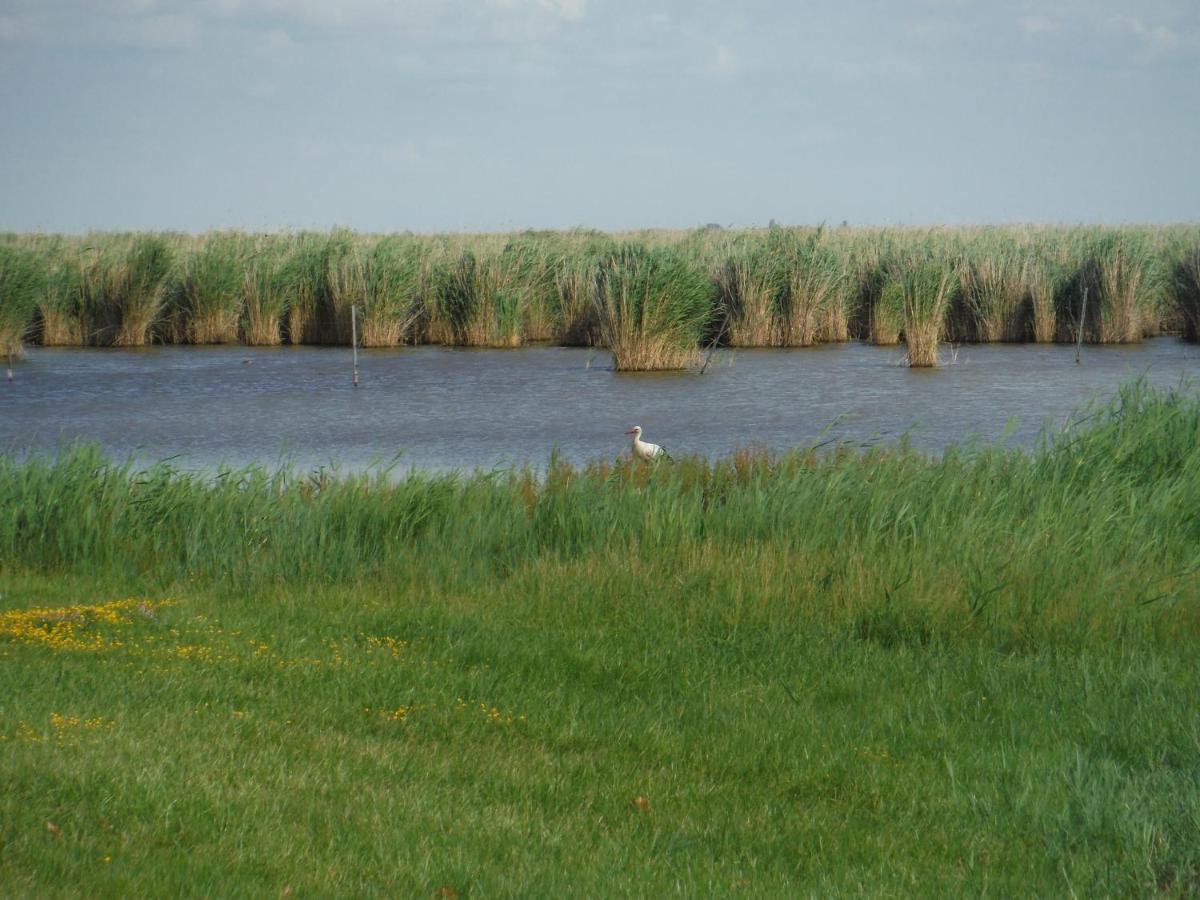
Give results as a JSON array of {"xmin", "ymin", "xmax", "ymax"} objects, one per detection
[{"xmin": 625, "ymin": 425, "xmax": 666, "ymax": 461}]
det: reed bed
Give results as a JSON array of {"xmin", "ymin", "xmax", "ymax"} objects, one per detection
[{"xmin": 3, "ymin": 226, "xmax": 1197, "ymax": 359}]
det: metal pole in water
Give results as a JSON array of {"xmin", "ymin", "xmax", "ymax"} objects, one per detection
[
  {"xmin": 351, "ymin": 305, "xmax": 359, "ymax": 387},
  {"xmin": 5, "ymin": 347, "xmax": 12, "ymax": 383},
  {"xmin": 1074, "ymin": 285, "xmax": 1088, "ymax": 365}
]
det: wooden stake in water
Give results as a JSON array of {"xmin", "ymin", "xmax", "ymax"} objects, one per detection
[
  {"xmin": 351, "ymin": 306, "xmax": 359, "ymax": 387},
  {"xmin": 1074, "ymin": 285, "xmax": 1088, "ymax": 365},
  {"xmin": 5, "ymin": 347, "xmax": 12, "ymax": 383}
]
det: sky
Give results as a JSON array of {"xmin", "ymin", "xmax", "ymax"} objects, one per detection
[{"xmin": 1, "ymin": 0, "xmax": 1197, "ymax": 233}]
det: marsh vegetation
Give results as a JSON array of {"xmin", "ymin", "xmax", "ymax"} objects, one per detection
[
  {"xmin": 1, "ymin": 382, "xmax": 1198, "ymax": 894},
  {"xmin": 3, "ymin": 225, "xmax": 1198, "ymax": 370}
]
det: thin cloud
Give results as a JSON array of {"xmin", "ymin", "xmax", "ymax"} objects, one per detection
[{"xmin": 1109, "ymin": 14, "xmax": 1181, "ymax": 48}]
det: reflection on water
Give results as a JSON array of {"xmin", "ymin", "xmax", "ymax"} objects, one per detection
[{"xmin": 2, "ymin": 341, "xmax": 1198, "ymax": 472}]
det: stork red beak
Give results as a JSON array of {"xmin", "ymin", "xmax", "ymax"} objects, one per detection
[{"xmin": 624, "ymin": 429, "xmax": 637, "ymax": 434}]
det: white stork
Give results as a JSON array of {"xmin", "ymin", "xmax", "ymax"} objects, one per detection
[{"xmin": 625, "ymin": 425, "xmax": 669, "ymax": 461}]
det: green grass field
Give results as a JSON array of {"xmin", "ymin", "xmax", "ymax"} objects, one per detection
[{"xmin": 2, "ymin": 382, "xmax": 1199, "ymax": 896}]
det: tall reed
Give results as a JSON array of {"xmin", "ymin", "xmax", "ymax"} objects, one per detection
[
  {"xmin": 318, "ymin": 229, "xmax": 360, "ymax": 345},
  {"xmin": 280, "ymin": 233, "xmax": 326, "ymax": 345},
  {"xmin": 440, "ymin": 248, "xmax": 526, "ymax": 348},
  {"xmin": 0, "ymin": 245, "xmax": 45, "ymax": 358},
  {"xmin": 778, "ymin": 228, "xmax": 847, "ymax": 346},
  {"xmin": 956, "ymin": 240, "xmax": 1029, "ymax": 342},
  {"xmin": 850, "ymin": 234, "xmax": 901, "ymax": 345},
  {"xmin": 715, "ymin": 235, "xmax": 784, "ymax": 347},
  {"xmin": 241, "ymin": 237, "xmax": 291, "ymax": 346},
  {"xmin": 554, "ymin": 235, "xmax": 613, "ymax": 346},
  {"xmin": 178, "ymin": 233, "xmax": 247, "ymax": 344},
  {"xmin": 1170, "ymin": 246, "xmax": 1200, "ymax": 342},
  {"xmin": 358, "ymin": 235, "xmax": 425, "ymax": 346},
  {"xmin": 107, "ymin": 235, "xmax": 174, "ymax": 346},
  {"xmin": 593, "ymin": 243, "xmax": 714, "ymax": 371},
  {"xmin": 888, "ymin": 250, "xmax": 958, "ymax": 367},
  {"xmin": 503, "ymin": 233, "xmax": 560, "ymax": 343},
  {"xmin": 1026, "ymin": 251, "xmax": 1072, "ymax": 343},
  {"xmin": 36, "ymin": 242, "xmax": 90, "ymax": 346},
  {"xmin": 1080, "ymin": 233, "xmax": 1153, "ymax": 343}
]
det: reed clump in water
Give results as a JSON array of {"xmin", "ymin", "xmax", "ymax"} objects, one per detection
[
  {"xmin": 593, "ymin": 243, "xmax": 714, "ymax": 371},
  {"xmin": 177, "ymin": 233, "xmax": 248, "ymax": 344},
  {"xmin": 887, "ymin": 248, "xmax": 958, "ymax": 367}
]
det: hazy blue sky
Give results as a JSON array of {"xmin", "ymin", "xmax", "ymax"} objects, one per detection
[{"xmin": 1, "ymin": 0, "xmax": 1197, "ymax": 233}]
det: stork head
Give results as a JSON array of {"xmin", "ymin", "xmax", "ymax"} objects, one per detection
[{"xmin": 624, "ymin": 426, "xmax": 642, "ymax": 437}]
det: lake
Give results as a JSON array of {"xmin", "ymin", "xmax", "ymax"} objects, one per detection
[{"xmin": 3, "ymin": 339, "xmax": 1198, "ymax": 472}]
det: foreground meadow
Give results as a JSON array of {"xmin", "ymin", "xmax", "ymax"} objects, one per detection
[{"xmin": 2, "ymin": 382, "xmax": 1199, "ymax": 896}]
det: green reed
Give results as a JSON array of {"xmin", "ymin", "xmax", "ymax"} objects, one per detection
[
  {"xmin": 0, "ymin": 244, "xmax": 45, "ymax": 358},
  {"xmin": 176, "ymin": 233, "xmax": 249, "ymax": 344},
  {"xmin": 1170, "ymin": 245, "xmax": 1200, "ymax": 342},
  {"xmin": 715, "ymin": 234, "xmax": 786, "ymax": 347},
  {"xmin": 592, "ymin": 243, "xmax": 715, "ymax": 370}
]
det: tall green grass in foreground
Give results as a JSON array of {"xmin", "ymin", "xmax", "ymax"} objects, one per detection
[
  {"xmin": 1, "ymin": 382, "xmax": 1198, "ymax": 895},
  {"xmin": 593, "ymin": 243, "xmax": 714, "ymax": 370}
]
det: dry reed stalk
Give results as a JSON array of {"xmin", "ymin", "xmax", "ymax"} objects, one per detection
[
  {"xmin": 37, "ymin": 309, "xmax": 83, "ymax": 346},
  {"xmin": 721, "ymin": 258, "xmax": 783, "ymax": 347},
  {"xmin": 190, "ymin": 310, "xmax": 240, "ymax": 344},
  {"xmin": 1029, "ymin": 282, "xmax": 1057, "ymax": 343},
  {"xmin": 960, "ymin": 256, "xmax": 1029, "ymax": 342},
  {"xmin": 607, "ymin": 335, "xmax": 700, "ymax": 371},
  {"xmin": 816, "ymin": 297, "xmax": 850, "ymax": 342},
  {"xmin": 555, "ymin": 266, "xmax": 597, "ymax": 346},
  {"xmin": 242, "ymin": 269, "xmax": 282, "ymax": 346},
  {"xmin": 870, "ymin": 300, "xmax": 903, "ymax": 345},
  {"xmin": 1097, "ymin": 244, "xmax": 1145, "ymax": 343}
]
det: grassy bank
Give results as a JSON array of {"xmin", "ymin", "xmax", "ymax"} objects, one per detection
[
  {"xmin": 2, "ymin": 382, "xmax": 1198, "ymax": 894},
  {"xmin": 2, "ymin": 225, "xmax": 1198, "ymax": 369}
]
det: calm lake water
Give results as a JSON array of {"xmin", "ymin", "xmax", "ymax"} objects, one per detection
[{"xmin": 3, "ymin": 340, "xmax": 1198, "ymax": 472}]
